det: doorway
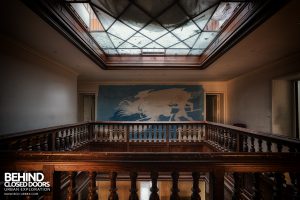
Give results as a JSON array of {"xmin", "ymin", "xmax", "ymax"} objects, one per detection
[
  {"xmin": 78, "ymin": 93, "xmax": 95, "ymax": 122},
  {"xmin": 206, "ymin": 93, "xmax": 224, "ymax": 123}
]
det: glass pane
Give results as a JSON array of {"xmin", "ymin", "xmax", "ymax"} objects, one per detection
[
  {"xmin": 179, "ymin": 0, "xmax": 219, "ymax": 18},
  {"xmin": 108, "ymin": 34, "xmax": 125, "ymax": 48},
  {"xmin": 189, "ymin": 49, "xmax": 203, "ymax": 55},
  {"xmin": 157, "ymin": 4, "xmax": 188, "ymax": 30},
  {"xmin": 93, "ymin": 6, "xmax": 115, "ymax": 30},
  {"xmin": 172, "ymin": 20, "xmax": 200, "ymax": 40},
  {"xmin": 193, "ymin": 32, "xmax": 218, "ymax": 49},
  {"xmin": 135, "ymin": 0, "xmax": 174, "ymax": 17},
  {"xmin": 169, "ymin": 42, "xmax": 188, "ymax": 49},
  {"xmin": 70, "ymin": 3, "xmax": 90, "ymax": 27},
  {"xmin": 103, "ymin": 49, "xmax": 119, "ymax": 55},
  {"xmin": 194, "ymin": 5, "xmax": 217, "ymax": 30},
  {"xmin": 118, "ymin": 49, "xmax": 141, "ymax": 55},
  {"xmin": 183, "ymin": 34, "xmax": 199, "ymax": 48},
  {"xmin": 120, "ymin": 4, "xmax": 151, "ymax": 31},
  {"xmin": 165, "ymin": 49, "xmax": 190, "ymax": 55},
  {"xmin": 140, "ymin": 22, "xmax": 168, "ymax": 40},
  {"xmin": 156, "ymin": 33, "xmax": 180, "ymax": 48},
  {"xmin": 118, "ymin": 41, "xmax": 139, "ymax": 48},
  {"xmin": 127, "ymin": 33, "xmax": 152, "ymax": 48},
  {"xmin": 92, "ymin": 0, "xmax": 129, "ymax": 18},
  {"xmin": 205, "ymin": 2, "xmax": 240, "ymax": 31},
  {"xmin": 107, "ymin": 20, "xmax": 136, "ymax": 40},
  {"xmin": 90, "ymin": 32, "xmax": 114, "ymax": 48},
  {"xmin": 144, "ymin": 42, "xmax": 163, "ymax": 49}
]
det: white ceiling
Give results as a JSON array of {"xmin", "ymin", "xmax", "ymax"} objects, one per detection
[{"xmin": 1, "ymin": 0, "xmax": 300, "ymax": 82}]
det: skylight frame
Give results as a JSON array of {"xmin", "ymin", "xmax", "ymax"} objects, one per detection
[{"xmin": 23, "ymin": 0, "xmax": 287, "ymax": 69}]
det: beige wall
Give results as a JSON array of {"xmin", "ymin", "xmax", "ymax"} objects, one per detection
[
  {"xmin": 0, "ymin": 35, "xmax": 78, "ymax": 134},
  {"xmin": 227, "ymin": 53, "xmax": 300, "ymax": 136}
]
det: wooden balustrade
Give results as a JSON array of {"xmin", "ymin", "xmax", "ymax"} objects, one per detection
[
  {"xmin": 1, "ymin": 121, "xmax": 300, "ymax": 154},
  {"xmin": 1, "ymin": 152, "xmax": 300, "ymax": 200}
]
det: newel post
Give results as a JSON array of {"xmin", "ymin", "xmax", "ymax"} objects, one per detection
[
  {"xmin": 212, "ymin": 168, "xmax": 224, "ymax": 200},
  {"xmin": 43, "ymin": 165, "xmax": 60, "ymax": 200}
]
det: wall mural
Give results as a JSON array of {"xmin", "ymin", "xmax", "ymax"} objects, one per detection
[{"xmin": 98, "ymin": 85, "xmax": 204, "ymax": 121}]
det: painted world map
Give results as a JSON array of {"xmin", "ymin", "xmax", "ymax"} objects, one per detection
[{"xmin": 98, "ymin": 85, "xmax": 204, "ymax": 121}]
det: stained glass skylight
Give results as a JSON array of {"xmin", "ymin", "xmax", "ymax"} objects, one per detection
[{"xmin": 68, "ymin": 0, "xmax": 243, "ymax": 56}]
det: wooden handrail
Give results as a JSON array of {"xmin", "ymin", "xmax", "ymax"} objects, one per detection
[
  {"xmin": 206, "ymin": 121, "xmax": 300, "ymax": 147},
  {"xmin": 1, "ymin": 151, "xmax": 300, "ymax": 172},
  {"xmin": 0, "ymin": 122, "xmax": 88, "ymax": 140},
  {"xmin": 1, "ymin": 121, "xmax": 300, "ymax": 153}
]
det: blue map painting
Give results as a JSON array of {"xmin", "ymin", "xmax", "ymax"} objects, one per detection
[{"xmin": 98, "ymin": 85, "xmax": 204, "ymax": 121}]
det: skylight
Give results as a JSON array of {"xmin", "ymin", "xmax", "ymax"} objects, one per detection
[
  {"xmin": 68, "ymin": 0, "xmax": 242, "ymax": 56},
  {"xmin": 27, "ymin": 0, "xmax": 284, "ymax": 69}
]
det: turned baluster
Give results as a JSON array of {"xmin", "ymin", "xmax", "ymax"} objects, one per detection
[
  {"xmin": 198, "ymin": 125, "xmax": 202, "ymax": 141},
  {"xmin": 224, "ymin": 130, "xmax": 229, "ymax": 151},
  {"xmin": 267, "ymin": 141, "xmax": 272, "ymax": 152},
  {"xmin": 277, "ymin": 144, "xmax": 283, "ymax": 153},
  {"xmin": 129, "ymin": 172, "xmax": 139, "ymax": 200},
  {"xmin": 150, "ymin": 171, "xmax": 160, "ymax": 200},
  {"xmin": 34, "ymin": 135, "xmax": 41, "ymax": 151},
  {"xmin": 60, "ymin": 130, "xmax": 66, "ymax": 151},
  {"xmin": 65, "ymin": 129, "xmax": 70, "ymax": 150},
  {"xmin": 27, "ymin": 138, "xmax": 33, "ymax": 151},
  {"xmin": 187, "ymin": 125, "xmax": 192, "ymax": 141},
  {"xmin": 273, "ymin": 172, "xmax": 285, "ymax": 200},
  {"xmin": 232, "ymin": 172, "xmax": 242, "ymax": 200},
  {"xmin": 40, "ymin": 134, "xmax": 48, "ymax": 151},
  {"xmin": 115, "ymin": 124, "xmax": 119, "ymax": 141},
  {"xmin": 250, "ymin": 137, "xmax": 255, "ymax": 152},
  {"xmin": 191, "ymin": 172, "xmax": 201, "ymax": 200},
  {"xmin": 243, "ymin": 135, "xmax": 249, "ymax": 152},
  {"xmin": 251, "ymin": 173, "xmax": 261, "ymax": 200},
  {"xmin": 69, "ymin": 128, "xmax": 74, "ymax": 150},
  {"xmin": 258, "ymin": 139, "xmax": 263, "ymax": 152},
  {"xmin": 190, "ymin": 124, "xmax": 194, "ymax": 142},
  {"xmin": 220, "ymin": 129, "xmax": 225, "ymax": 148},
  {"xmin": 228, "ymin": 132, "xmax": 233, "ymax": 151},
  {"xmin": 232, "ymin": 132, "xmax": 237, "ymax": 152},
  {"xmin": 66, "ymin": 171, "xmax": 77, "ymax": 200},
  {"xmin": 289, "ymin": 172, "xmax": 300, "ymax": 200},
  {"xmin": 75, "ymin": 127, "xmax": 80, "ymax": 146},
  {"xmin": 108, "ymin": 172, "xmax": 118, "ymax": 200},
  {"xmin": 170, "ymin": 171, "xmax": 180, "ymax": 200},
  {"xmin": 87, "ymin": 172, "xmax": 98, "ymax": 200},
  {"xmin": 178, "ymin": 125, "xmax": 182, "ymax": 142},
  {"xmin": 55, "ymin": 132, "xmax": 60, "ymax": 151}
]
